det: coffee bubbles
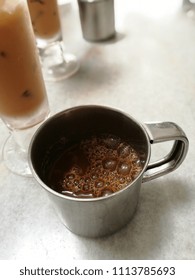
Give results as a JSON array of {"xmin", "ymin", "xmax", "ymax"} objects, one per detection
[
  {"xmin": 117, "ymin": 144, "xmax": 131, "ymax": 158},
  {"xmin": 117, "ymin": 162, "xmax": 131, "ymax": 175},
  {"xmin": 47, "ymin": 134, "xmax": 144, "ymax": 198},
  {"xmin": 103, "ymin": 158, "xmax": 117, "ymax": 171}
]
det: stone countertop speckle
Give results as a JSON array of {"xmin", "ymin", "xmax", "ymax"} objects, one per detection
[{"xmin": 0, "ymin": 0, "xmax": 195, "ymax": 260}]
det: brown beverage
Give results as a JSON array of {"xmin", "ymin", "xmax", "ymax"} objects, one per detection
[
  {"xmin": 0, "ymin": 0, "xmax": 49, "ymax": 129},
  {"xmin": 27, "ymin": 0, "xmax": 61, "ymax": 40},
  {"xmin": 47, "ymin": 134, "xmax": 143, "ymax": 198}
]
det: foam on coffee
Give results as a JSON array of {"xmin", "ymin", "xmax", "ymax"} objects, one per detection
[{"xmin": 47, "ymin": 134, "xmax": 144, "ymax": 198}]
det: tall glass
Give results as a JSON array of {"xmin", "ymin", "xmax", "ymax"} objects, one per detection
[
  {"xmin": 0, "ymin": 0, "xmax": 50, "ymax": 176},
  {"xmin": 27, "ymin": 0, "xmax": 79, "ymax": 82}
]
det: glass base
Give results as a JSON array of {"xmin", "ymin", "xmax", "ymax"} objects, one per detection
[
  {"xmin": 183, "ymin": 0, "xmax": 195, "ymax": 18},
  {"xmin": 42, "ymin": 53, "xmax": 79, "ymax": 82},
  {"xmin": 3, "ymin": 134, "xmax": 32, "ymax": 177}
]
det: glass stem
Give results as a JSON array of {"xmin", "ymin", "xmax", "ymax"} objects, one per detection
[
  {"xmin": 39, "ymin": 40, "xmax": 66, "ymax": 72},
  {"xmin": 11, "ymin": 122, "xmax": 42, "ymax": 152}
]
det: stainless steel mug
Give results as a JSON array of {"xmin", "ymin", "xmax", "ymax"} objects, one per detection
[
  {"xmin": 29, "ymin": 105, "xmax": 189, "ymax": 237},
  {"xmin": 77, "ymin": 0, "xmax": 115, "ymax": 41}
]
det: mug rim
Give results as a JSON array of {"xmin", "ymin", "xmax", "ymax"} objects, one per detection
[{"xmin": 28, "ymin": 104, "xmax": 151, "ymax": 202}]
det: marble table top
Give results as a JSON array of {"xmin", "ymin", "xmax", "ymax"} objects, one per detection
[{"xmin": 0, "ymin": 0, "xmax": 195, "ymax": 260}]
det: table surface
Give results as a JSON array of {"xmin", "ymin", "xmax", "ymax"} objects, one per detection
[{"xmin": 1, "ymin": 0, "xmax": 195, "ymax": 260}]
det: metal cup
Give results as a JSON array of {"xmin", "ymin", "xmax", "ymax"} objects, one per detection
[
  {"xmin": 29, "ymin": 105, "xmax": 188, "ymax": 238},
  {"xmin": 77, "ymin": 0, "xmax": 115, "ymax": 41}
]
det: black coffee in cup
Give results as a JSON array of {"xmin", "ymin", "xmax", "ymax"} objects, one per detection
[
  {"xmin": 46, "ymin": 133, "xmax": 144, "ymax": 198},
  {"xmin": 29, "ymin": 105, "xmax": 188, "ymax": 237}
]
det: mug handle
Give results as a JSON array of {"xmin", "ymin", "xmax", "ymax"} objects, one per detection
[{"xmin": 142, "ymin": 122, "xmax": 189, "ymax": 183}]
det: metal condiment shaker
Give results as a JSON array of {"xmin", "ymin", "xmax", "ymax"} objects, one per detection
[{"xmin": 77, "ymin": 0, "xmax": 115, "ymax": 42}]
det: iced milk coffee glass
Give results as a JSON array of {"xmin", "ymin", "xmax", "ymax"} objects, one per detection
[
  {"xmin": 0, "ymin": 0, "xmax": 50, "ymax": 176},
  {"xmin": 27, "ymin": 0, "xmax": 79, "ymax": 82}
]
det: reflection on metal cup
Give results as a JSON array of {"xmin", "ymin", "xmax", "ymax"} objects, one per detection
[{"xmin": 77, "ymin": 0, "xmax": 116, "ymax": 42}]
